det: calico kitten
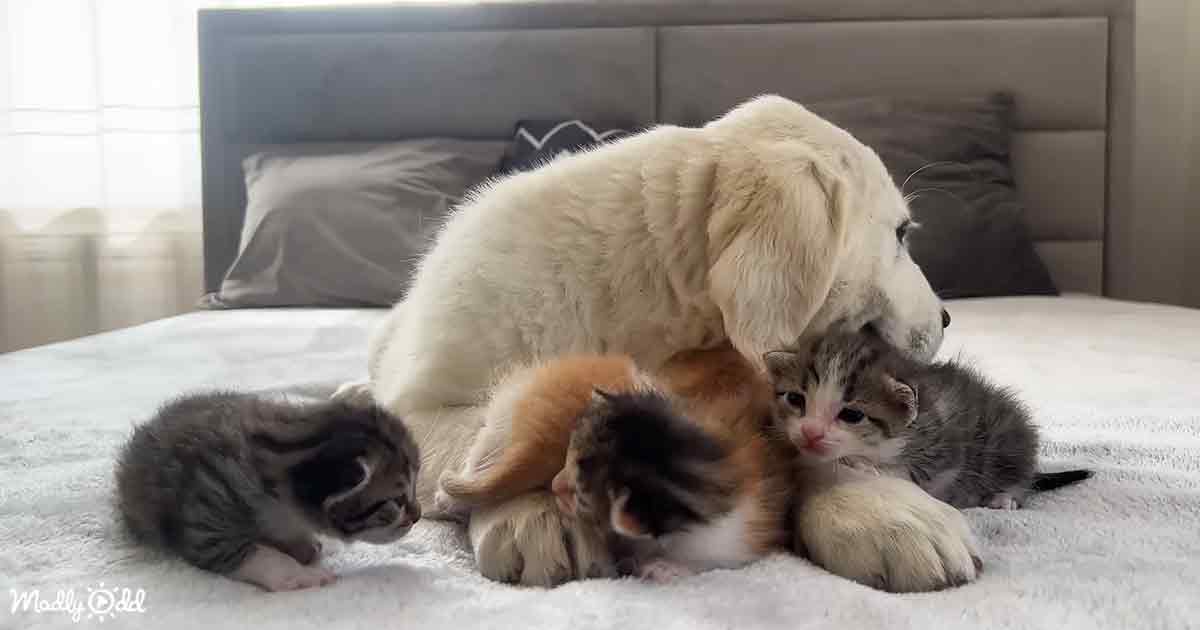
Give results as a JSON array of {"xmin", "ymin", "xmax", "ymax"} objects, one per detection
[
  {"xmin": 551, "ymin": 360, "xmax": 792, "ymax": 581},
  {"xmin": 764, "ymin": 333, "xmax": 1091, "ymax": 510},
  {"xmin": 438, "ymin": 346, "xmax": 791, "ymax": 581},
  {"xmin": 115, "ymin": 391, "xmax": 421, "ymax": 591}
]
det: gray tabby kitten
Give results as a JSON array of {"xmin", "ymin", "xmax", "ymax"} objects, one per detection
[
  {"xmin": 115, "ymin": 391, "xmax": 420, "ymax": 591},
  {"xmin": 764, "ymin": 333, "xmax": 1091, "ymax": 509}
]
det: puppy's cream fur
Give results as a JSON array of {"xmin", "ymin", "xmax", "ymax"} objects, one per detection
[{"xmin": 344, "ymin": 95, "xmax": 976, "ymax": 591}]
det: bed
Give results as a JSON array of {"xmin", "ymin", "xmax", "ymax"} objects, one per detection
[
  {"xmin": 4, "ymin": 297, "xmax": 1199, "ymax": 629},
  {"xmin": 5, "ymin": 2, "xmax": 1199, "ymax": 629}
]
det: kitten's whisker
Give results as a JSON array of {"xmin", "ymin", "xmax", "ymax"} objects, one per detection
[
  {"xmin": 903, "ymin": 187, "xmax": 972, "ymax": 213},
  {"xmin": 899, "ymin": 160, "xmax": 980, "ymax": 194},
  {"xmin": 900, "ymin": 161, "xmax": 953, "ymax": 193}
]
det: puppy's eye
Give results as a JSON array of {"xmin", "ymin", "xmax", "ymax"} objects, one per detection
[
  {"xmin": 779, "ymin": 391, "xmax": 806, "ymax": 413},
  {"xmin": 896, "ymin": 219, "xmax": 919, "ymax": 245},
  {"xmin": 837, "ymin": 408, "xmax": 865, "ymax": 423}
]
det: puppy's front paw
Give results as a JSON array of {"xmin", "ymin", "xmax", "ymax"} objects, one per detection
[
  {"xmin": 469, "ymin": 492, "xmax": 611, "ymax": 587},
  {"xmin": 796, "ymin": 476, "xmax": 980, "ymax": 593},
  {"xmin": 331, "ymin": 380, "xmax": 375, "ymax": 407}
]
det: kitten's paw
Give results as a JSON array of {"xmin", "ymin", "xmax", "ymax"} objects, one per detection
[
  {"xmin": 233, "ymin": 545, "xmax": 338, "ymax": 592},
  {"xmin": 331, "ymin": 380, "xmax": 375, "ymax": 407},
  {"xmin": 270, "ymin": 565, "xmax": 338, "ymax": 592},
  {"xmin": 638, "ymin": 559, "xmax": 694, "ymax": 583},
  {"xmin": 279, "ymin": 537, "xmax": 322, "ymax": 565},
  {"xmin": 984, "ymin": 492, "xmax": 1020, "ymax": 510},
  {"xmin": 797, "ymin": 476, "xmax": 980, "ymax": 593},
  {"xmin": 469, "ymin": 492, "xmax": 611, "ymax": 587}
]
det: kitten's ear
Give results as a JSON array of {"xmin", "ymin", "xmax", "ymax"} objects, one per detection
[
  {"xmin": 883, "ymin": 375, "xmax": 918, "ymax": 425},
  {"xmin": 290, "ymin": 432, "xmax": 376, "ymax": 508},
  {"xmin": 591, "ymin": 387, "xmax": 619, "ymax": 407},
  {"xmin": 762, "ymin": 350, "xmax": 799, "ymax": 379},
  {"xmin": 321, "ymin": 456, "xmax": 373, "ymax": 508},
  {"xmin": 609, "ymin": 488, "xmax": 651, "ymax": 539}
]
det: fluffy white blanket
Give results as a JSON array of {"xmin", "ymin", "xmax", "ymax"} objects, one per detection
[{"xmin": 2, "ymin": 295, "xmax": 1197, "ymax": 629}]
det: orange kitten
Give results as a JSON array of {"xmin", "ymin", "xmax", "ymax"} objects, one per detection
[{"xmin": 434, "ymin": 355, "xmax": 649, "ymax": 512}]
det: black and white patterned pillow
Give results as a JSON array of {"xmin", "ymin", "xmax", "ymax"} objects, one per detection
[{"xmin": 497, "ymin": 119, "xmax": 632, "ymax": 174}]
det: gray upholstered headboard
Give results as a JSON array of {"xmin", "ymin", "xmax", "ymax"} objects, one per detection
[{"xmin": 199, "ymin": 0, "xmax": 1135, "ymax": 298}]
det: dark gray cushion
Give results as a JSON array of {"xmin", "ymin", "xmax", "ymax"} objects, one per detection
[
  {"xmin": 497, "ymin": 119, "xmax": 633, "ymax": 174},
  {"xmin": 201, "ymin": 139, "xmax": 507, "ymax": 308},
  {"xmin": 811, "ymin": 94, "xmax": 1058, "ymax": 298}
]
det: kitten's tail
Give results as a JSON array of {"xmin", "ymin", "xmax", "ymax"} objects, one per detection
[
  {"xmin": 1031, "ymin": 469, "xmax": 1093, "ymax": 492},
  {"xmin": 437, "ymin": 444, "xmax": 563, "ymax": 509}
]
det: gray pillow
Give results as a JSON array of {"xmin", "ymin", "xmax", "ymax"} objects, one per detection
[
  {"xmin": 810, "ymin": 94, "xmax": 1057, "ymax": 298},
  {"xmin": 201, "ymin": 139, "xmax": 507, "ymax": 308}
]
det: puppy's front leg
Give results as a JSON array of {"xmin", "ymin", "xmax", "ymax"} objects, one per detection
[
  {"xmin": 469, "ymin": 492, "xmax": 613, "ymax": 587},
  {"xmin": 793, "ymin": 464, "xmax": 981, "ymax": 593}
]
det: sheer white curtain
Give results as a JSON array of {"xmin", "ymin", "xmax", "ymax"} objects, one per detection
[
  {"xmin": 0, "ymin": 0, "xmax": 466, "ymax": 351},
  {"xmin": 2, "ymin": 1, "xmax": 203, "ymax": 229}
]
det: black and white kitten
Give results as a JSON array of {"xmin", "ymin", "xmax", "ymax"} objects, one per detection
[
  {"xmin": 114, "ymin": 391, "xmax": 420, "ymax": 591},
  {"xmin": 764, "ymin": 333, "xmax": 1091, "ymax": 509}
]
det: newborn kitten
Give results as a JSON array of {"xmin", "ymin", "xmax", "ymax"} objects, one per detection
[
  {"xmin": 764, "ymin": 333, "xmax": 1091, "ymax": 509},
  {"xmin": 115, "ymin": 391, "xmax": 421, "ymax": 591}
]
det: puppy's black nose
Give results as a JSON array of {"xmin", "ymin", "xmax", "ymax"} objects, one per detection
[{"xmin": 941, "ymin": 309, "xmax": 951, "ymax": 329}]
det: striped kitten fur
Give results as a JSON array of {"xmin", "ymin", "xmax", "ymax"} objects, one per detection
[
  {"xmin": 764, "ymin": 332, "xmax": 1091, "ymax": 509},
  {"xmin": 114, "ymin": 391, "xmax": 420, "ymax": 591},
  {"xmin": 438, "ymin": 347, "xmax": 791, "ymax": 581}
]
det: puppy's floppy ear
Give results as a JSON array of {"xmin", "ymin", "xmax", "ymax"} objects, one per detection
[{"xmin": 708, "ymin": 140, "xmax": 851, "ymax": 366}]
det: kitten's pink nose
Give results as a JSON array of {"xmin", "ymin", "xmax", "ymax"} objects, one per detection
[
  {"xmin": 551, "ymin": 474, "xmax": 575, "ymax": 515},
  {"xmin": 397, "ymin": 500, "xmax": 421, "ymax": 528},
  {"xmin": 800, "ymin": 424, "xmax": 825, "ymax": 445}
]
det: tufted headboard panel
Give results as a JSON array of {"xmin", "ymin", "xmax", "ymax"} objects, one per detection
[{"xmin": 200, "ymin": 1, "xmax": 1136, "ymax": 298}]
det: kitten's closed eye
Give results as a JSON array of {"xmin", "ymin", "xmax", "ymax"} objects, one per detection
[
  {"xmin": 347, "ymin": 500, "xmax": 389, "ymax": 524},
  {"xmin": 837, "ymin": 408, "xmax": 865, "ymax": 424}
]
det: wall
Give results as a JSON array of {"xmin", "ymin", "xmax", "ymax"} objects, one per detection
[
  {"xmin": 1189, "ymin": 0, "xmax": 1200, "ymax": 307},
  {"xmin": 1130, "ymin": 0, "xmax": 1200, "ymax": 308}
]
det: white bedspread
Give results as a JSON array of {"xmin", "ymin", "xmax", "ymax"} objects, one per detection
[{"xmin": 2, "ymin": 295, "xmax": 1197, "ymax": 630}]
